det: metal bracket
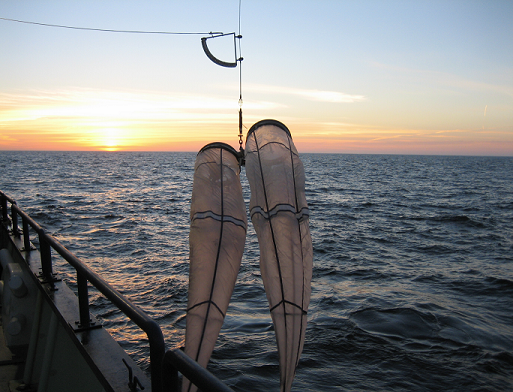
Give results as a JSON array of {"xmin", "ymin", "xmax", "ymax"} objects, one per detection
[
  {"xmin": 123, "ymin": 359, "xmax": 145, "ymax": 391},
  {"xmin": 37, "ymin": 272, "xmax": 61, "ymax": 283},
  {"xmin": 20, "ymin": 245, "xmax": 37, "ymax": 252},
  {"xmin": 37, "ymin": 272, "xmax": 61, "ymax": 291},
  {"xmin": 73, "ymin": 320, "xmax": 103, "ymax": 332},
  {"xmin": 201, "ymin": 32, "xmax": 241, "ymax": 68}
]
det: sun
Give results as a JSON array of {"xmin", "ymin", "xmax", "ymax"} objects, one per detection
[{"xmin": 102, "ymin": 128, "xmax": 121, "ymax": 151}]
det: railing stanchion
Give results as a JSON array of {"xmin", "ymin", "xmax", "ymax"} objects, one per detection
[
  {"xmin": 162, "ymin": 359, "xmax": 180, "ymax": 392},
  {"xmin": 39, "ymin": 233, "xmax": 53, "ymax": 282},
  {"xmin": 12, "ymin": 206, "xmax": 20, "ymax": 236},
  {"xmin": 22, "ymin": 216, "xmax": 31, "ymax": 252},
  {"xmin": 1, "ymin": 193, "xmax": 7, "ymax": 221},
  {"xmin": 77, "ymin": 271, "xmax": 90, "ymax": 328}
]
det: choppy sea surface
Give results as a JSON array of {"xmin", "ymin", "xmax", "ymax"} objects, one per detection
[{"xmin": 1, "ymin": 151, "xmax": 512, "ymax": 391}]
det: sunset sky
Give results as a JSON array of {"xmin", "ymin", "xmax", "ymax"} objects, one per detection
[{"xmin": 1, "ymin": 1, "xmax": 512, "ymax": 155}]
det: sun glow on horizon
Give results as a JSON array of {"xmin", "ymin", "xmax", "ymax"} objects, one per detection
[
  {"xmin": 1, "ymin": 87, "xmax": 512, "ymax": 156},
  {"xmin": 101, "ymin": 128, "xmax": 121, "ymax": 151},
  {"xmin": 0, "ymin": 89, "xmax": 249, "ymax": 151}
]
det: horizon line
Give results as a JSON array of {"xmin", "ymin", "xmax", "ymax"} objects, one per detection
[{"xmin": 1, "ymin": 149, "xmax": 512, "ymax": 158}]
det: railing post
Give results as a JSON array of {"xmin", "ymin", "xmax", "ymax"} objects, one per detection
[
  {"xmin": 12, "ymin": 206, "xmax": 20, "ymax": 237},
  {"xmin": 0, "ymin": 194, "xmax": 7, "ymax": 222},
  {"xmin": 162, "ymin": 357, "xmax": 180, "ymax": 392},
  {"xmin": 39, "ymin": 232, "xmax": 53, "ymax": 282},
  {"xmin": 22, "ymin": 216, "xmax": 31, "ymax": 252},
  {"xmin": 148, "ymin": 328, "xmax": 166, "ymax": 392},
  {"xmin": 77, "ymin": 271, "xmax": 90, "ymax": 328}
]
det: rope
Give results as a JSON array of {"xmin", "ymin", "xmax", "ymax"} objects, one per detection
[{"xmin": 0, "ymin": 17, "xmax": 218, "ymax": 35}]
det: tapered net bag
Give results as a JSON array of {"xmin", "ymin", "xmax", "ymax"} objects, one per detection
[
  {"xmin": 183, "ymin": 143, "xmax": 247, "ymax": 392},
  {"xmin": 245, "ymin": 120, "xmax": 313, "ymax": 392}
]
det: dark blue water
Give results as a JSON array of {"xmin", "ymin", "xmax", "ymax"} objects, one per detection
[{"xmin": 1, "ymin": 151, "xmax": 512, "ymax": 391}]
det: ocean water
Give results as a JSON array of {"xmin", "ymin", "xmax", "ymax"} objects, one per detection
[{"xmin": 1, "ymin": 151, "xmax": 512, "ymax": 391}]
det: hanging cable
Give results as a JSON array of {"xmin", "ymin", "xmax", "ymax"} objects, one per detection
[
  {"xmin": 237, "ymin": 0, "xmax": 245, "ymax": 163},
  {"xmin": 0, "ymin": 17, "xmax": 218, "ymax": 35}
]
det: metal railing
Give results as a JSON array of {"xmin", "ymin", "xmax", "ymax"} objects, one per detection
[
  {"xmin": 1, "ymin": 191, "xmax": 165, "ymax": 391},
  {"xmin": 164, "ymin": 349, "xmax": 234, "ymax": 392},
  {"xmin": 0, "ymin": 191, "xmax": 234, "ymax": 392}
]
